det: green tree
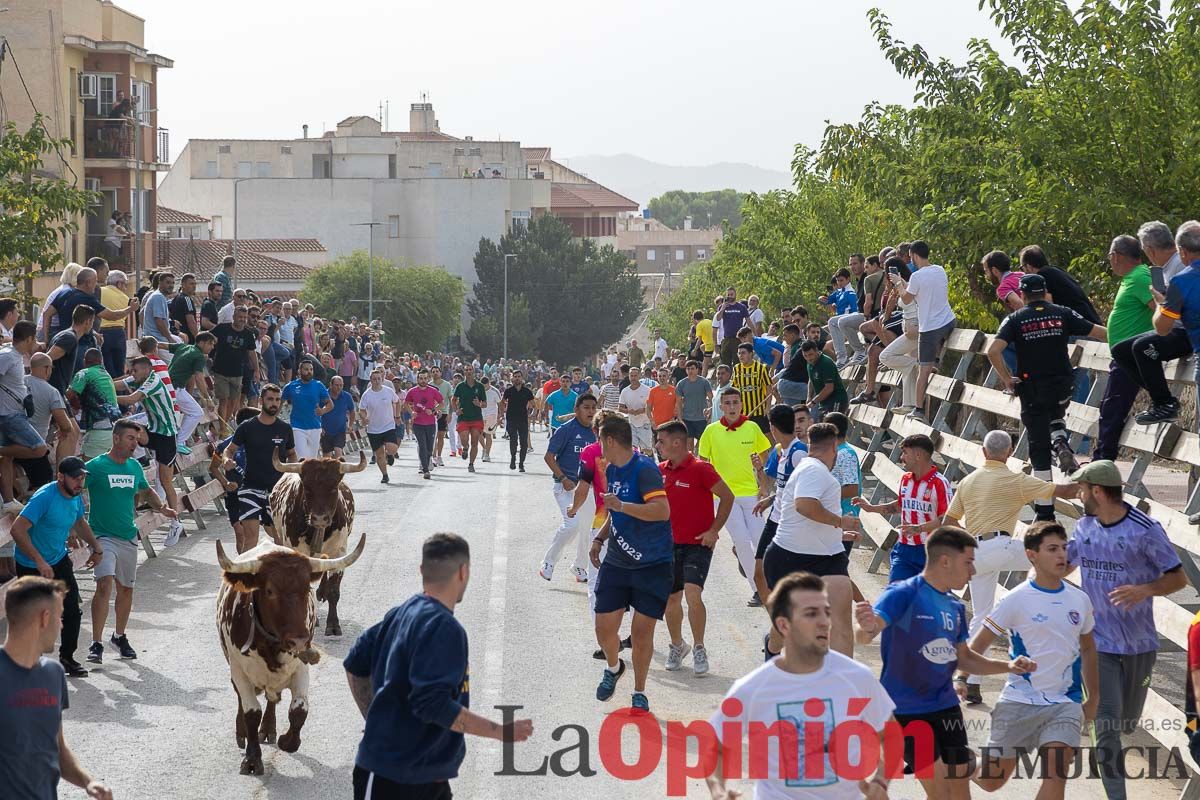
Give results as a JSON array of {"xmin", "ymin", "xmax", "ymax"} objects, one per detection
[
  {"xmin": 647, "ymin": 189, "xmax": 745, "ymax": 230},
  {"xmin": 467, "ymin": 215, "xmax": 644, "ymax": 365},
  {"xmin": 300, "ymin": 251, "xmax": 464, "ymax": 351},
  {"xmin": 1, "ymin": 114, "xmax": 97, "ymax": 301}
]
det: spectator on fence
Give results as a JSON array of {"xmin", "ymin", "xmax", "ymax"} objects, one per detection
[
  {"xmin": 1110, "ymin": 220, "xmax": 1191, "ymax": 426},
  {"xmin": 49, "ymin": 267, "xmax": 135, "ymax": 344},
  {"xmin": 735, "ymin": 325, "xmax": 783, "ymax": 370},
  {"xmin": 47, "ymin": 306, "xmax": 97, "ymax": 400},
  {"xmin": 801, "ymin": 340, "xmax": 848, "ymax": 422},
  {"xmin": 66, "ymin": 349, "xmax": 118, "ymax": 460},
  {"xmin": 1145, "ymin": 220, "xmax": 1200, "ymax": 427},
  {"xmin": 853, "ymin": 254, "xmax": 907, "ymax": 405},
  {"xmin": 213, "ymin": 255, "xmax": 235, "ymax": 307},
  {"xmin": 942, "ymin": 429, "xmax": 1078, "ymax": 704},
  {"xmin": 834, "ymin": 254, "xmax": 882, "ymax": 366},
  {"xmin": 774, "ymin": 324, "xmax": 808, "ymax": 406},
  {"xmin": 140, "ymin": 272, "xmax": 175, "ymax": 343},
  {"xmin": 987, "ymin": 273, "xmax": 1106, "ymax": 519},
  {"xmin": 1067, "ymin": 459, "xmax": 1186, "ymax": 800},
  {"xmin": 1020, "ymin": 244, "xmax": 1102, "ymax": 405},
  {"xmin": 0, "ymin": 323, "xmax": 49, "ymax": 508},
  {"xmin": 168, "ymin": 272, "xmax": 199, "ymax": 344},
  {"xmin": 199, "ymin": 281, "xmax": 222, "ymax": 333},
  {"xmin": 821, "ymin": 267, "xmax": 859, "ymax": 367},
  {"xmin": 714, "ymin": 288, "xmax": 750, "ymax": 366},
  {"xmin": 99, "ymin": 270, "xmax": 131, "ymax": 377},
  {"xmin": 1094, "ymin": 236, "xmax": 1155, "ymax": 461},
  {"xmin": 166, "ymin": 333, "xmax": 216, "ymax": 452},
  {"xmin": 889, "ymin": 240, "xmax": 955, "ymax": 422}
]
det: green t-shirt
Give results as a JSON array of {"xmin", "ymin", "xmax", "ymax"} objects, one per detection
[
  {"xmin": 807, "ymin": 353, "xmax": 848, "ymax": 404},
  {"xmin": 1108, "ymin": 264, "xmax": 1154, "ymax": 346},
  {"xmin": 453, "ymin": 380, "xmax": 487, "ymax": 422},
  {"xmin": 68, "ymin": 365, "xmax": 118, "ymax": 430},
  {"xmin": 862, "ymin": 270, "xmax": 886, "ymax": 313},
  {"xmin": 168, "ymin": 343, "xmax": 208, "ymax": 388},
  {"xmin": 85, "ymin": 454, "xmax": 150, "ymax": 540}
]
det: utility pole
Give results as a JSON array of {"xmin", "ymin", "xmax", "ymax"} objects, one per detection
[
  {"xmin": 351, "ymin": 221, "xmax": 384, "ymax": 323},
  {"xmin": 503, "ymin": 253, "xmax": 517, "ymax": 361}
]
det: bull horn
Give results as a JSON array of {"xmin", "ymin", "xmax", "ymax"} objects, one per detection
[
  {"xmin": 272, "ymin": 449, "xmax": 304, "ymax": 474},
  {"xmin": 340, "ymin": 451, "xmax": 368, "ymax": 474},
  {"xmin": 216, "ymin": 540, "xmax": 261, "ymax": 574},
  {"xmin": 308, "ymin": 534, "xmax": 366, "ymax": 574}
]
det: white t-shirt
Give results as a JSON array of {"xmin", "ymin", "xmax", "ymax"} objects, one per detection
[
  {"xmin": 905, "ymin": 265, "xmax": 955, "ymax": 332},
  {"xmin": 984, "ymin": 579, "xmax": 1095, "ymax": 706},
  {"xmin": 605, "ymin": 352, "xmax": 618, "ymax": 371},
  {"xmin": 653, "ymin": 337, "xmax": 668, "ymax": 361},
  {"xmin": 713, "ymin": 313, "xmax": 724, "ymax": 344},
  {"xmin": 770, "ymin": 442, "xmax": 808, "ymax": 523},
  {"xmin": 217, "ymin": 301, "xmax": 237, "ymax": 324},
  {"xmin": 710, "ymin": 652, "xmax": 895, "ymax": 800},
  {"xmin": 619, "ymin": 383, "xmax": 652, "ymax": 427},
  {"xmin": 749, "ymin": 306, "xmax": 765, "ymax": 330},
  {"xmin": 358, "ymin": 385, "xmax": 398, "ymax": 434},
  {"xmin": 483, "ymin": 386, "xmax": 502, "ymax": 419},
  {"xmin": 775, "ymin": 458, "xmax": 844, "ymax": 556}
]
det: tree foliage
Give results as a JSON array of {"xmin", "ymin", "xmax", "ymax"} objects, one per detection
[
  {"xmin": 467, "ymin": 215, "xmax": 644, "ymax": 365},
  {"xmin": 300, "ymin": 251, "xmax": 464, "ymax": 351},
  {"xmin": 653, "ymin": 0, "xmax": 1200, "ymax": 342},
  {"xmin": 647, "ymin": 189, "xmax": 744, "ymax": 230},
  {"xmin": 1, "ymin": 114, "xmax": 97, "ymax": 301}
]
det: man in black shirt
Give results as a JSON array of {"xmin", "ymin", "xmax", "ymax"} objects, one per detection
[
  {"xmin": 199, "ymin": 281, "xmax": 222, "ymax": 332},
  {"xmin": 168, "ymin": 272, "xmax": 199, "ymax": 343},
  {"xmin": 222, "ymin": 384, "xmax": 296, "ymax": 553},
  {"xmin": 211, "ymin": 307, "xmax": 258, "ymax": 425},
  {"xmin": 1019, "ymin": 245, "xmax": 1101, "ymax": 324},
  {"xmin": 987, "ymin": 273, "xmax": 1106, "ymax": 520},
  {"xmin": 47, "ymin": 306, "xmax": 98, "ymax": 397},
  {"xmin": 499, "ymin": 372, "xmax": 534, "ymax": 471}
]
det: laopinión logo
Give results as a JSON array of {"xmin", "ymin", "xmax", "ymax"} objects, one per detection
[{"xmin": 492, "ymin": 704, "xmax": 1192, "ymax": 795}]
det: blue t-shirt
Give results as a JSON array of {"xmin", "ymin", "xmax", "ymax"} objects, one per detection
[
  {"xmin": 141, "ymin": 290, "xmax": 171, "ymax": 341},
  {"xmin": 545, "ymin": 389, "xmax": 578, "ymax": 430},
  {"xmin": 344, "ymin": 594, "xmax": 469, "ymax": 785},
  {"xmin": 752, "ymin": 336, "xmax": 785, "ymax": 366},
  {"xmin": 282, "ymin": 378, "xmax": 330, "ymax": 430},
  {"xmin": 570, "ymin": 380, "xmax": 591, "ymax": 396},
  {"xmin": 217, "ymin": 434, "xmax": 246, "ymax": 486},
  {"xmin": 546, "ymin": 418, "xmax": 596, "ymax": 482},
  {"xmin": 14, "ymin": 482, "xmax": 85, "ymax": 569},
  {"xmin": 827, "ymin": 287, "xmax": 858, "ymax": 315},
  {"xmin": 321, "ymin": 390, "xmax": 357, "ymax": 435},
  {"xmin": 874, "ymin": 575, "xmax": 968, "ymax": 715},
  {"xmin": 603, "ymin": 453, "xmax": 673, "ymax": 569},
  {"xmin": 1162, "ymin": 261, "xmax": 1200, "ymax": 352}
]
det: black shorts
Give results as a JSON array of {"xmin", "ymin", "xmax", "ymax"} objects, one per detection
[
  {"xmin": 146, "ymin": 431, "xmax": 177, "ymax": 468},
  {"xmin": 683, "ymin": 419, "xmax": 707, "ymax": 439},
  {"xmin": 755, "ymin": 518, "xmax": 778, "ymax": 560},
  {"xmin": 224, "ymin": 490, "xmax": 240, "ymax": 526},
  {"xmin": 594, "ymin": 561, "xmax": 673, "ymax": 619},
  {"xmin": 14, "ymin": 455, "xmax": 53, "ymax": 491},
  {"xmin": 353, "ymin": 766, "xmax": 450, "ymax": 800},
  {"xmin": 894, "ymin": 705, "xmax": 972, "ymax": 775},
  {"xmin": 883, "ymin": 312, "xmax": 904, "ymax": 336},
  {"xmin": 236, "ymin": 487, "xmax": 274, "ymax": 526},
  {"xmin": 436, "ymin": 414, "xmax": 449, "ymax": 433},
  {"xmin": 320, "ymin": 430, "xmax": 347, "ymax": 453},
  {"xmin": 672, "ymin": 544, "xmax": 714, "ymax": 592},
  {"xmin": 762, "ymin": 543, "xmax": 849, "ymax": 589},
  {"xmin": 367, "ymin": 429, "xmax": 397, "ymax": 451}
]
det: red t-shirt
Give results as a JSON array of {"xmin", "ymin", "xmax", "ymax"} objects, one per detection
[{"xmin": 660, "ymin": 454, "xmax": 721, "ymax": 544}]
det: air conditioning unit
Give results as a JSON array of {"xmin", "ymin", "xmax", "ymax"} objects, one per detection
[
  {"xmin": 218, "ymin": 144, "xmax": 231, "ymax": 154},
  {"xmin": 84, "ymin": 178, "xmax": 101, "ymax": 192},
  {"xmin": 79, "ymin": 74, "xmax": 98, "ymax": 99}
]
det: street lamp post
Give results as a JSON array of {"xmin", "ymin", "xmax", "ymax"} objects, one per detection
[
  {"xmin": 351, "ymin": 221, "xmax": 384, "ymax": 324},
  {"xmin": 232, "ymin": 177, "xmax": 254, "ymax": 289},
  {"xmin": 503, "ymin": 253, "xmax": 517, "ymax": 361}
]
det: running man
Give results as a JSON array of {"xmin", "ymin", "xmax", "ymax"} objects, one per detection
[
  {"xmin": 451, "ymin": 364, "xmax": 487, "ymax": 473},
  {"xmin": 222, "ymin": 384, "xmax": 297, "ymax": 553},
  {"xmin": 540, "ymin": 393, "xmax": 599, "ymax": 583},
  {"xmin": 618, "ymin": 366, "xmax": 653, "ymax": 452},
  {"xmin": 545, "ymin": 373, "xmax": 578, "ymax": 435},
  {"xmin": 589, "ymin": 414, "xmax": 673, "ymax": 713},
  {"xmin": 499, "ymin": 372, "xmax": 534, "ymax": 471},
  {"xmin": 430, "ymin": 366, "xmax": 454, "ymax": 467},
  {"xmin": 282, "ymin": 359, "xmax": 332, "ymax": 460},
  {"xmin": 359, "ymin": 369, "xmax": 399, "ymax": 484},
  {"xmin": 405, "ymin": 370, "xmax": 442, "ymax": 478},
  {"xmin": 85, "ymin": 419, "xmax": 177, "ymax": 664},
  {"xmin": 320, "ymin": 375, "xmax": 357, "ymax": 458},
  {"xmin": 674, "ymin": 359, "xmax": 712, "ymax": 453},
  {"xmin": 656, "ymin": 420, "xmax": 733, "ymax": 676},
  {"xmin": 480, "ymin": 376, "xmax": 502, "ymax": 463},
  {"xmin": 598, "ymin": 368, "xmax": 623, "ymax": 411}
]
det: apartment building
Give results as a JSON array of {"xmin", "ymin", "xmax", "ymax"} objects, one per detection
[
  {"xmin": 617, "ymin": 226, "xmax": 723, "ymax": 274},
  {"xmin": 0, "ymin": 0, "xmax": 172, "ymax": 281}
]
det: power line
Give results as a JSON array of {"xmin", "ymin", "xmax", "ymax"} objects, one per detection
[{"xmin": 0, "ymin": 35, "xmax": 78, "ymax": 182}]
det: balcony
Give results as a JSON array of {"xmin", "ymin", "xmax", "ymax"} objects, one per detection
[
  {"xmin": 85, "ymin": 117, "xmax": 136, "ymax": 160},
  {"xmin": 157, "ymin": 128, "xmax": 170, "ymax": 165}
]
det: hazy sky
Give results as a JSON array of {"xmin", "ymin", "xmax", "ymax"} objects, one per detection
[{"xmin": 117, "ymin": 0, "xmax": 1012, "ymax": 173}]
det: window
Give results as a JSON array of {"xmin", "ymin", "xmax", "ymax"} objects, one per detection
[
  {"xmin": 312, "ymin": 154, "xmax": 331, "ymax": 178},
  {"xmin": 388, "ymin": 154, "xmax": 397, "ymax": 179},
  {"xmin": 646, "ymin": 248, "xmax": 656, "ymax": 261},
  {"xmin": 675, "ymin": 249, "xmax": 685, "ymax": 261},
  {"xmin": 204, "ymin": 160, "xmax": 218, "ymax": 178},
  {"xmin": 218, "ymin": 144, "xmax": 231, "ymax": 154},
  {"xmin": 511, "ymin": 210, "xmax": 531, "ymax": 233},
  {"xmin": 129, "ymin": 189, "xmax": 150, "ymax": 233},
  {"xmin": 131, "ymin": 81, "xmax": 150, "ymax": 124},
  {"xmin": 388, "ymin": 215, "xmax": 400, "ymax": 238},
  {"xmin": 255, "ymin": 161, "xmax": 271, "ymax": 178},
  {"xmin": 280, "ymin": 145, "xmax": 292, "ymax": 155},
  {"xmin": 236, "ymin": 161, "xmax": 252, "ymax": 178},
  {"xmin": 697, "ymin": 248, "xmax": 707, "ymax": 260}
]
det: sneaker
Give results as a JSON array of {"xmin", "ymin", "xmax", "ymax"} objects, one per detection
[
  {"xmin": 460, "ymin": 449, "xmax": 468, "ymax": 460},
  {"xmin": 835, "ymin": 357, "xmax": 849, "ymax": 369},
  {"xmin": 665, "ymin": 641, "xmax": 691, "ymax": 671},
  {"xmin": 164, "ymin": 519, "xmax": 183, "ymax": 547},
  {"xmin": 468, "ymin": 463, "xmax": 476, "ymax": 473},
  {"xmin": 423, "ymin": 471, "xmax": 431, "ymax": 480},
  {"xmin": 111, "ymin": 633, "xmax": 137, "ymax": 659},
  {"xmin": 519, "ymin": 465, "xmax": 525, "ymax": 473},
  {"xmin": 381, "ymin": 474, "xmax": 390, "ymax": 484},
  {"xmin": 850, "ymin": 391, "xmax": 877, "ymax": 405},
  {"xmin": 747, "ymin": 592, "xmax": 762, "ymax": 608},
  {"xmin": 482, "ymin": 454, "xmax": 490, "ymax": 462},
  {"xmin": 538, "ymin": 561, "xmax": 554, "ymax": 581},
  {"xmin": 1135, "ymin": 401, "xmax": 1180, "ymax": 425},
  {"xmin": 693, "ymin": 644, "xmax": 710, "ymax": 676},
  {"xmin": 907, "ymin": 408, "xmax": 927, "ymax": 422},
  {"xmin": 510, "ymin": 460, "xmax": 517, "ymax": 470},
  {"xmin": 964, "ymin": 682, "xmax": 983, "ymax": 705},
  {"xmin": 177, "ymin": 443, "xmax": 192, "ymax": 456},
  {"xmin": 387, "ymin": 454, "xmax": 395, "ymax": 466},
  {"xmin": 631, "ymin": 692, "xmax": 650, "ymax": 715},
  {"xmin": 1, "ymin": 499, "xmax": 24, "ymax": 515},
  {"xmin": 1051, "ymin": 433, "xmax": 1079, "ymax": 474},
  {"xmin": 596, "ymin": 659, "xmax": 626, "ymax": 701},
  {"xmin": 370, "ymin": 455, "xmax": 377, "ymax": 465},
  {"xmin": 1190, "ymin": 511, "xmax": 1200, "ymax": 526},
  {"xmin": 86, "ymin": 641, "xmax": 103, "ymax": 664},
  {"xmin": 593, "ymin": 636, "xmax": 633, "ymax": 659},
  {"xmin": 892, "ymin": 405, "xmax": 915, "ymax": 415},
  {"xmin": 571, "ymin": 566, "xmax": 588, "ymax": 583},
  {"xmin": 851, "ymin": 352, "xmax": 868, "ymax": 365},
  {"xmin": 60, "ymin": 657, "xmax": 89, "ymax": 677}
]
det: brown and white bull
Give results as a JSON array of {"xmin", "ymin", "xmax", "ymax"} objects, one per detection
[
  {"xmin": 269, "ymin": 451, "xmax": 367, "ymax": 635},
  {"xmin": 215, "ymin": 535, "xmax": 365, "ymax": 775}
]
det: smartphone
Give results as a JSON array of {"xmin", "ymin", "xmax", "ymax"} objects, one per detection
[
  {"xmin": 1150, "ymin": 266, "xmax": 1166, "ymax": 294},
  {"xmin": 887, "ymin": 265, "xmax": 899, "ymax": 275}
]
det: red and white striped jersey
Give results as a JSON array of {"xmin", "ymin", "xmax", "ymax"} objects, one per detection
[{"xmin": 897, "ymin": 466, "xmax": 952, "ymax": 545}]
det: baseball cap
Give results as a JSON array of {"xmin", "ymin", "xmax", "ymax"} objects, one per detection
[
  {"xmin": 58, "ymin": 456, "xmax": 89, "ymax": 478},
  {"xmin": 1018, "ymin": 273, "xmax": 1047, "ymax": 293},
  {"xmin": 1069, "ymin": 459, "xmax": 1123, "ymax": 487}
]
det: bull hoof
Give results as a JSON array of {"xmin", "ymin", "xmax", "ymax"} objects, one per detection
[
  {"xmin": 324, "ymin": 622, "xmax": 342, "ymax": 637},
  {"xmin": 298, "ymin": 647, "xmax": 321, "ymax": 665},
  {"xmin": 240, "ymin": 755, "xmax": 264, "ymax": 775},
  {"xmin": 236, "ymin": 733, "xmax": 246, "ymax": 749},
  {"xmin": 259, "ymin": 730, "xmax": 276, "ymax": 745},
  {"xmin": 278, "ymin": 732, "xmax": 301, "ymax": 753}
]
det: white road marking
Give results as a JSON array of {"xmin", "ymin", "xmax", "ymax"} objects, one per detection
[{"xmin": 471, "ymin": 470, "xmax": 511, "ymax": 791}]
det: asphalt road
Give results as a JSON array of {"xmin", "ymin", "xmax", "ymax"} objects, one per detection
[{"xmin": 59, "ymin": 432, "xmax": 1185, "ymax": 800}]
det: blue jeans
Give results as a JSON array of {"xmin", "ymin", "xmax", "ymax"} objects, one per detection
[
  {"xmin": 101, "ymin": 326, "xmax": 126, "ymax": 378},
  {"xmin": 777, "ymin": 377, "xmax": 807, "ymax": 407},
  {"xmin": 261, "ymin": 340, "xmax": 278, "ymax": 384},
  {"xmin": 0, "ymin": 411, "xmax": 45, "ymax": 449}
]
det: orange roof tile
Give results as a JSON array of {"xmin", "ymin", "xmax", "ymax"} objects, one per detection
[{"xmin": 550, "ymin": 182, "xmax": 638, "ymax": 212}]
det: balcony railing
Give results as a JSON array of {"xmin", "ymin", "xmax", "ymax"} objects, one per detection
[
  {"xmin": 84, "ymin": 117, "xmax": 136, "ymax": 160},
  {"xmin": 157, "ymin": 128, "xmax": 170, "ymax": 164}
]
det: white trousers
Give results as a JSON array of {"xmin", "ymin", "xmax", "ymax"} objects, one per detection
[
  {"xmin": 966, "ymin": 534, "xmax": 1033, "ymax": 685},
  {"xmin": 836, "ymin": 313, "xmax": 867, "ymax": 356},
  {"xmin": 544, "ymin": 482, "xmax": 588, "ymax": 571},
  {"xmin": 175, "ymin": 387, "xmax": 204, "ymax": 447},
  {"xmin": 879, "ymin": 333, "xmax": 919, "ymax": 407},
  {"xmin": 294, "ymin": 427, "xmax": 322, "ymax": 460},
  {"xmin": 448, "ymin": 413, "xmax": 460, "ymax": 451},
  {"xmin": 724, "ymin": 495, "xmax": 762, "ymax": 593},
  {"xmin": 827, "ymin": 314, "xmax": 851, "ymax": 359}
]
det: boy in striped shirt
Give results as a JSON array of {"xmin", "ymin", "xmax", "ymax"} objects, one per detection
[
  {"xmin": 730, "ymin": 343, "xmax": 776, "ymax": 434},
  {"xmin": 115, "ymin": 356, "xmax": 184, "ymax": 545}
]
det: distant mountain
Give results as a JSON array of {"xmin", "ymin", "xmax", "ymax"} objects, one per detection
[{"xmin": 560, "ymin": 154, "xmax": 792, "ymax": 207}]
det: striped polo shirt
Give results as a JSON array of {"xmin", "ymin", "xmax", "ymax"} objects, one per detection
[
  {"xmin": 945, "ymin": 460, "xmax": 1057, "ymax": 539},
  {"xmin": 730, "ymin": 361, "xmax": 773, "ymax": 418},
  {"xmin": 897, "ymin": 466, "xmax": 952, "ymax": 545},
  {"xmin": 135, "ymin": 371, "xmax": 179, "ymax": 436}
]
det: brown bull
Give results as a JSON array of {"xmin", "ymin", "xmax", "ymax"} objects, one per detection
[
  {"xmin": 216, "ymin": 535, "xmax": 365, "ymax": 775},
  {"xmin": 268, "ymin": 451, "xmax": 367, "ymax": 636}
]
